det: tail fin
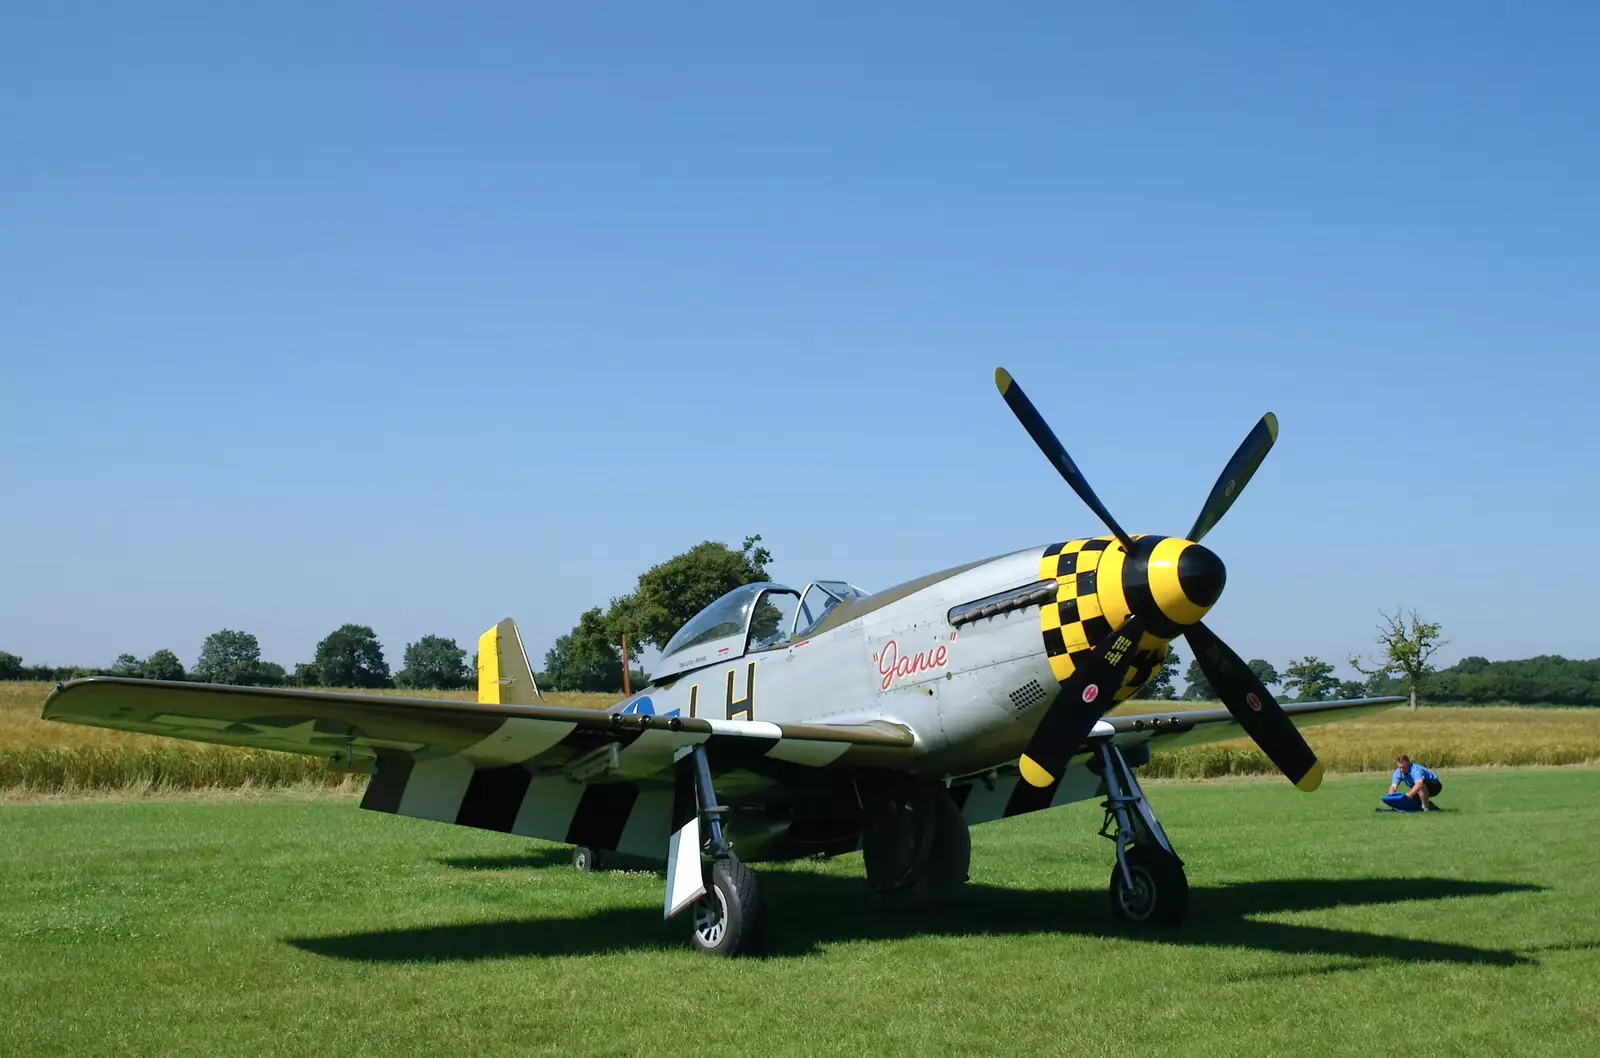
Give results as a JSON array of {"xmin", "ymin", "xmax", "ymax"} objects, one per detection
[{"xmin": 477, "ymin": 618, "xmax": 543, "ymax": 705}]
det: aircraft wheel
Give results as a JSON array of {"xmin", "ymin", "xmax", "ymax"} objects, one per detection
[
  {"xmin": 689, "ymin": 860, "xmax": 765, "ymax": 956},
  {"xmin": 912, "ymin": 785, "xmax": 971, "ymax": 895},
  {"xmin": 1109, "ymin": 845, "xmax": 1188, "ymax": 927},
  {"xmin": 571, "ymin": 846, "xmax": 603, "ymax": 871}
]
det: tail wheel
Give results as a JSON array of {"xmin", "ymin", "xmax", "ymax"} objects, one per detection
[
  {"xmin": 1109, "ymin": 845, "xmax": 1188, "ymax": 927},
  {"xmin": 571, "ymin": 846, "xmax": 603, "ymax": 871},
  {"xmin": 689, "ymin": 860, "xmax": 765, "ymax": 956}
]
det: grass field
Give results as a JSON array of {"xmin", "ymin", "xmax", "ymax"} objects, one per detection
[
  {"xmin": 2, "ymin": 767, "xmax": 1597, "ymax": 1055},
  {"xmin": 6, "ymin": 680, "xmax": 1600, "ymax": 793}
]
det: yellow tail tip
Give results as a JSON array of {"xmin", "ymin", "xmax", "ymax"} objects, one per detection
[
  {"xmin": 1019, "ymin": 754, "xmax": 1055, "ymax": 788},
  {"xmin": 994, "ymin": 366, "xmax": 1013, "ymax": 393},
  {"xmin": 1295, "ymin": 759, "xmax": 1325, "ymax": 792}
]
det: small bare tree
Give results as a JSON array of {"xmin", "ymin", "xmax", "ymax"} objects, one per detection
[{"xmin": 1349, "ymin": 607, "xmax": 1447, "ymax": 711}]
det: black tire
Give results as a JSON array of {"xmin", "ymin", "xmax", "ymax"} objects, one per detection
[
  {"xmin": 689, "ymin": 859, "xmax": 765, "ymax": 956},
  {"xmin": 861, "ymin": 780, "xmax": 937, "ymax": 894},
  {"xmin": 912, "ymin": 785, "xmax": 971, "ymax": 895},
  {"xmin": 571, "ymin": 846, "xmax": 602, "ymax": 871},
  {"xmin": 1109, "ymin": 845, "xmax": 1188, "ymax": 927}
]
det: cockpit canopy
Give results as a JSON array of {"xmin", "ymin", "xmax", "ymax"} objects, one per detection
[{"xmin": 655, "ymin": 579, "xmax": 869, "ymax": 679}]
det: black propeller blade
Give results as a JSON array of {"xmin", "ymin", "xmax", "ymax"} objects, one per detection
[
  {"xmin": 1184, "ymin": 621, "xmax": 1324, "ymax": 791},
  {"xmin": 1019, "ymin": 615, "xmax": 1147, "ymax": 788},
  {"xmin": 1185, "ymin": 413, "xmax": 1278, "ymax": 544},
  {"xmin": 991, "ymin": 366, "xmax": 1309, "ymax": 790},
  {"xmin": 994, "ymin": 367, "xmax": 1134, "ymax": 550}
]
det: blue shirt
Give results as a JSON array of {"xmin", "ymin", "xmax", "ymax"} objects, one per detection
[{"xmin": 1392, "ymin": 762, "xmax": 1438, "ymax": 785}]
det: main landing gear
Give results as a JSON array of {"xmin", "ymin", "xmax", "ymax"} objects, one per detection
[
  {"xmin": 683, "ymin": 744, "xmax": 765, "ymax": 956},
  {"xmin": 1095, "ymin": 741, "xmax": 1188, "ymax": 927}
]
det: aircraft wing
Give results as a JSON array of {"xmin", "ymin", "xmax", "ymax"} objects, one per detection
[
  {"xmin": 947, "ymin": 697, "xmax": 1407, "ymax": 828},
  {"xmin": 1104, "ymin": 696, "xmax": 1407, "ymax": 753},
  {"xmin": 41, "ymin": 678, "xmax": 915, "ymax": 856}
]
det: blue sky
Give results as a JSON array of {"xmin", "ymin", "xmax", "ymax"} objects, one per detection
[{"xmin": 4, "ymin": 3, "xmax": 1597, "ymax": 682}]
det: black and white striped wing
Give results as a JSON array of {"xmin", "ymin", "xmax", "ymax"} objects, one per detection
[{"xmin": 41, "ymin": 678, "xmax": 916, "ymax": 854}]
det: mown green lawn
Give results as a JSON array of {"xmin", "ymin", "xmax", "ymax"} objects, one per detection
[{"xmin": 3, "ymin": 769, "xmax": 1597, "ymax": 1056}]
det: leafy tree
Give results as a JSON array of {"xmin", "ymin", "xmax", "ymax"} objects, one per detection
[
  {"xmin": 255, "ymin": 661, "xmax": 287, "ymax": 686},
  {"xmin": 1136, "ymin": 645, "xmax": 1180, "ymax": 699},
  {"xmin": 1283, "ymin": 656, "xmax": 1338, "ymax": 702},
  {"xmin": 314, "ymin": 624, "xmax": 392, "ymax": 688},
  {"xmin": 543, "ymin": 608, "xmax": 626, "ymax": 692},
  {"xmin": 1335, "ymin": 680, "xmax": 1367, "ymax": 700},
  {"xmin": 1183, "ymin": 659, "xmax": 1215, "ymax": 700},
  {"xmin": 194, "ymin": 629, "xmax": 265, "ymax": 685},
  {"xmin": 1428, "ymin": 654, "xmax": 1599, "ymax": 706},
  {"xmin": 397, "ymin": 635, "xmax": 470, "ymax": 690},
  {"xmin": 1349, "ymin": 607, "xmax": 1447, "ymax": 712},
  {"xmin": 0, "ymin": 651, "xmax": 22, "ymax": 680},
  {"xmin": 607, "ymin": 535, "xmax": 773, "ymax": 650},
  {"xmin": 288, "ymin": 662, "xmax": 322, "ymax": 687},
  {"xmin": 1247, "ymin": 659, "xmax": 1279, "ymax": 687},
  {"xmin": 112, "ymin": 653, "xmax": 143, "ymax": 677},
  {"xmin": 142, "ymin": 649, "xmax": 186, "ymax": 681}
]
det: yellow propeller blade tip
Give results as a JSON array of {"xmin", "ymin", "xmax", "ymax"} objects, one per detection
[
  {"xmin": 994, "ymin": 367, "xmax": 1012, "ymax": 393},
  {"xmin": 1263, "ymin": 411, "xmax": 1279, "ymax": 443},
  {"xmin": 1295, "ymin": 759, "xmax": 1325, "ymax": 792},
  {"xmin": 1019, "ymin": 754, "xmax": 1055, "ymax": 788}
]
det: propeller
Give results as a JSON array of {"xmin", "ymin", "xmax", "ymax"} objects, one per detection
[
  {"xmin": 995, "ymin": 367, "xmax": 1321, "ymax": 791},
  {"xmin": 1018, "ymin": 615, "xmax": 1147, "ymax": 788},
  {"xmin": 994, "ymin": 368, "xmax": 1134, "ymax": 550},
  {"xmin": 1186, "ymin": 413, "xmax": 1278, "ymax": 544},
  {"xmin": 1184, "ymin": 622, "xmax": 1323, "ymax": 791}
]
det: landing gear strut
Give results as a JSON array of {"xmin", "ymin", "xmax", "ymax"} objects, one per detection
[
  {"xmin": 1095, "ymin": 741, "xmax": 1188, "ymax": 926},
  {"xmin": 682, "ymin": 744, "xmax": 765, "ymax": 955}
]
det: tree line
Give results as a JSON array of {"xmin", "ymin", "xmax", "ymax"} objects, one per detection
[
  {"xmin": 0, "ymin": 625, "xmax": 474, "ymax": 691},
  {"xmin": 0, "ymin": 533, "xmax": 776, "ymax": 695},
  {"xmin": 6, "ymin": 563, "xmax": 1597, "ymax": 708}
]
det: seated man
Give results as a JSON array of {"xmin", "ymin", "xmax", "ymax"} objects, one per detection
[{"xmin": 1389, "ymin": 754, "xmax": 1443, "ymax": 810}]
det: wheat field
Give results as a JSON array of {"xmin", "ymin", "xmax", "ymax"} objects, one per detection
[{"xmin": 4, "ymin": 681, "xmax": 1599, "ymax": 794}]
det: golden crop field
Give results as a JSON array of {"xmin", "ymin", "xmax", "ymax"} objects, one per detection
[
  {"xmin": 4, "ymin": 680, "xmax": 1599, "ymax": 794},
  {"xmin": 0, "ymin": 681, "xmax": 617, "ymax": 796}
]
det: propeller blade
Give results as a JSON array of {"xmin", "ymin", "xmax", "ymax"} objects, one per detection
[
  {"xmin": 1184, "ymin": 621, "xmax": 1324, "ymax": 791},
  {"xmin": 1185, "ymin": 413, "xmax": 1278, "ymax": 544},
  {"xmin": 1019, "ymin": 615, "xmax": 1147, "ymax": 788},
  {"xmin": 995, "ymin": 367, "xmax": 1134, "ymax": 550}
]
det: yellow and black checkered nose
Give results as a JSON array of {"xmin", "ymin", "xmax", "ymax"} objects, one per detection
[{"xmin": 1123, "ymin": 536, "xmax": 1226, "ymax": 637}]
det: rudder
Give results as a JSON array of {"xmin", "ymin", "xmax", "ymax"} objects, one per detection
[{"xmin": 477, "ymin": 618, "xmax": 543, "ymax": 704}]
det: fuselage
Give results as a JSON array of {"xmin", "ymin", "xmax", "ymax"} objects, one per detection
[{"xmin": 610, "ymin": 534, "xmax": 1217, "ymax": 780}]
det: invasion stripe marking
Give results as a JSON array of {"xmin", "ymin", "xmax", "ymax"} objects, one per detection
[
  {"xmin": 457, "ymin": 717, "xmax": 577, "ymax": 767},
  {"xmin": 361, "ymin": 751, "xmax": 414, "ymax": 814},
  {"xmin": 699, "ymin": 719, "xmax": 784, "ymax": 739},
  {"xmin": 566, "ymin": 783, "xmax": 640, "ymax": 850},
  {"xmin": 959, "ymin": 775, "xmax": 1019, "ymax": 824},
  {"xmin": 616, "ymin": 788, "xmax": 674, "ymax": 857},
  {"xmin": 511, "ymin": 776, "xmax": 586, "ymax": 841},
  {"xmin": 765, "ymin": 740, "xmax": 852, "ymax": 766},
  {"xmin": 455, "ymin": 765, "xmax": 534, "ymax": 832},
  {"xmin": 615, "ymin": 728, "xmax": 710, "ymax": 778},
  {"xmin": 396, "ymin": 756, "xmax": 476, "ymax": 822}
]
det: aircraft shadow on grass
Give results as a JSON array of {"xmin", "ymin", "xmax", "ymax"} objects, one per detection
[{"xmin": 286, "ymin": 866, "xmax": 1543, "ymax": 966}]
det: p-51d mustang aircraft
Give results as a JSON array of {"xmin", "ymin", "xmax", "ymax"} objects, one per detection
[{"xmin": 43, "ymin": 368, "xmax": 1401, "ymax": 955}]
